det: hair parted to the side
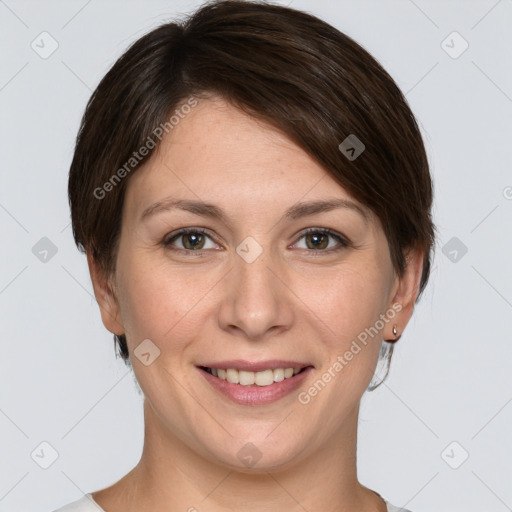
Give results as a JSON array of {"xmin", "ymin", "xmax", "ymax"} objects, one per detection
[{"xmin": 68, "ymin": 0, "xmax": 435, "ymax": 388}]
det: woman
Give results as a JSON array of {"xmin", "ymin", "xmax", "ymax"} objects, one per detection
[{"xmin": 56, "ymin": 0, "xmax": 434, "ymax": 510}]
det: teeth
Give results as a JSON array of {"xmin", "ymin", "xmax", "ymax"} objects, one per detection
[
  {"xmin": 255, "ymin": 369, "xmax": 274, "ymax": 386},
  {"xmin": 273, "ymin": 368, "xmax": 285, "ymax": 382},
  {"xmin": 284, "ymin": 368, "xmax": 294, "ymax": 378},
  {"xmin": 239, "ymin": 370, "xmax": 255, "ymax": 385},
  {"xmin": 226, "ymin": 368, "xmax": 239, "ymax": 384},
  {"xmin": 209, "ymin": 367, "xmax": 302, "ymax": 387}
]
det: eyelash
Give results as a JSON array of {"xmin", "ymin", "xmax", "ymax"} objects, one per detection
[{"xmin": 162, "ymin": 227, "xmax": 350, "ymax": 256}]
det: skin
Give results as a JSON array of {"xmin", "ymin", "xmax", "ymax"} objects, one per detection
[{"xmin": 88, "ymin": 96, "xmax": 424, "ymax": 512}]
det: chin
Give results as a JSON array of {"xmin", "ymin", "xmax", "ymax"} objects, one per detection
[{"xmin": 199, "ymin": 432, "xmax": 310, "ymax": 474}]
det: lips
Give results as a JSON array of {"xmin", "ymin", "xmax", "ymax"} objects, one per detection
[
  {"xmin": 196, "ymin": 360, "xmax": 314, "ymax": 405},
  {"xmin": 200, "ymin": 366, "xmax": 306, "ymax": 385},
  {"xmin": 197, "ymin": 359, "xmax": 312, "ymax": 373},
  {"xmin": 197, "ymin": 360, "xmax": 312, "ymax": 386}
]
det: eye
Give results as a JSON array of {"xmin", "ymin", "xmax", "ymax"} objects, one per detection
[
  {"xmin": 162, "ymin": 227, "xmax": 350, "ymax": 255},
  {"xmin": 293, "ymin": 228, "xmax": 349, "ymax": 252},
  {"xmin": 163, "ymin": 228, "xmax": 220, "ymax": 253}
]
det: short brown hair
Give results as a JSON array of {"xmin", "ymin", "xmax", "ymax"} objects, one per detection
[{"xmin": 68, "ymin": 0, "xmax": 435, "ymax": 366}]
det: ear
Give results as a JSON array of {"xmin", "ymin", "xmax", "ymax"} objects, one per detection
[
  {"xmin": 87, "ymin": 251, "xmax": 124, "ymax": 336},
  {"xmin": 384, "ymin": 245, "xmax": 424, "ymax": 341}
]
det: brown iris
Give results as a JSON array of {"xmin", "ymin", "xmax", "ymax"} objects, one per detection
[
  {"xmin": 181, "ymin": 232, "xmax": 206, "ymax": 250},
  {"xmin": 305, "ymin": 232, "xmax": 329, "ymax": 250}
]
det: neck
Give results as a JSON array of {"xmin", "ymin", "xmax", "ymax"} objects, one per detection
[{"xmin": 93, "ymin": 399, "xmax": 386, "ymax": 512}]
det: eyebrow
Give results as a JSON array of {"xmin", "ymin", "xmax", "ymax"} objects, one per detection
[{"xmin": 140, "ymin": 197, "xmax": 369, "ymax": 225}]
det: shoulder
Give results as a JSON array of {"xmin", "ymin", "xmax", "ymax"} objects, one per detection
[{"xmin": 52, "ymin": 494, "xmax": 104, "ymax": 512}]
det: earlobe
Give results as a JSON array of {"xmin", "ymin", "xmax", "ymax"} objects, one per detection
[
  {"xmin": 385, "ymin": 246, "xmax": 424, "ymax": 342},
  {"xmin": 86, "ymin": 251, "xmax": 125, "ymax": 336}
]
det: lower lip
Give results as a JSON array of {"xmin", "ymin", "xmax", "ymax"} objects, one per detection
[{"xmin": 197, "ymin": 366, "xmax": 314, "ymax": 406}]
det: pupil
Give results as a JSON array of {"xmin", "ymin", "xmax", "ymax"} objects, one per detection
[
  {"xmin": 185, "ymin": 233, "xmax": 203, "ymax": 249},
  {"xmin": 308, "ymin": 233, "xmax": 327, "ymax": 250}
]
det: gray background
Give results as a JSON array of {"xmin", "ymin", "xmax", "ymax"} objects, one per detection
[{"xmin": 1, "ymin": 1, "xmax": 511, "ymax": 511}]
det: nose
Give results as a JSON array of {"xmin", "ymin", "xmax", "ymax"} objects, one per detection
[{"xmin": 216, "ymin": 241, "xmax": 295, "ymax": 341}]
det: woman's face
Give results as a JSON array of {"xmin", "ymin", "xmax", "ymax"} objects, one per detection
[{"xmin": 94, "ymin": 96, "xmax": 417, "ymax": 471}]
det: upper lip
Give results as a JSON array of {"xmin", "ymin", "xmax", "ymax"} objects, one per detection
[{"xmin": 197, "ymin": 360, "xmax": 314, "ymax": 372}]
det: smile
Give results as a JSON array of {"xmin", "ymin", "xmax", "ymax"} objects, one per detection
[
  {"xmin": 200, "ymin": 366, "xmax": 305, "ymax": 386},
  {"xmin": 196, "ymin": 361, "xmax": 314, "ymax": 405}
]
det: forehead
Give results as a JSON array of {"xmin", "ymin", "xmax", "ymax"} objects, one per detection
[{"xmin": 123, "ymin": 96, "xmax": 367, "ymax": 223}]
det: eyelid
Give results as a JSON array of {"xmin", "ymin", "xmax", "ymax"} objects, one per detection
[
  {"xmin": 295, "ymin": 227, "xmax": 350, "ymax": 248},
  {"xmin": 290, "ymin": 227, "xmax": 351, "ymax": 255},
  {"xmin": 163, "ymin": 227, "xmax": 221, "ymax": 249},
  {"xmin": 163, "ymin": 226, "xmax": 351, "ymax": 254}
]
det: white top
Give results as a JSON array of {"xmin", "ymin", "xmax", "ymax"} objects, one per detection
[{"xmin": 52, "ymin": 492, "xmax": 414, "ymax": 511}]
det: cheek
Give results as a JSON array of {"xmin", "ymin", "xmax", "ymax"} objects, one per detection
[
  {"xmin": 115, "ymin": 252, "xmax": 218, "ymax": 355},
  {"xmin": 288, "ymin": 265, "xmax": 392, "ymax": 441},
  {"xmin": 115, "ymin": 231, "xmax": 394, "ymax": 366},
  {"xmin": 305, "ymin": 263, "xmax": 391, "ymax": 347}
]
